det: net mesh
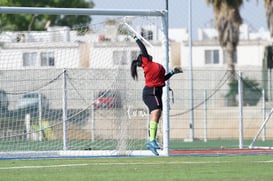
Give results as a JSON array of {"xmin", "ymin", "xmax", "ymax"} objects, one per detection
[{"xmin": 0, "ymin": 15, "xmax": 165, "ymax": 158}]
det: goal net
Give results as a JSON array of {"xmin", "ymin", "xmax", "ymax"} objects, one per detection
[{"xmin": 0, "ymin": 7, "xmax": 168, "ymax": 158}]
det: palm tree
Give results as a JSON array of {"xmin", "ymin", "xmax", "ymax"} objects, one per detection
[
  {"xmin": 206, "ymin": 0, "xmax": 243, "ymax": 106},
  {"xmin": 263, "ymin": 0, "xmax": 273, "ymax": 100},
  {"xmin": 206, "ymin": 0, "xmax": 243, "ymax": 77},
  {"xmin": 264, "ymin": 0, "xmax": 273, "ymax": 37}
]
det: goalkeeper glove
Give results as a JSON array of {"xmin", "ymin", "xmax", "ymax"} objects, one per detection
[
  {"xmin": 133, "ymin": 35, "xmax": 138, "ymax": 40},
  {"xmin": 173, "ymin": 67, "xmax": 183, "ymax": 73},
  {"xmin": 171, "ymin": 67, "xmax": 183, "ymax": 74},
  {"xmin": 128, "ymin": 31, "xmax": 138, "ymax": 40}
]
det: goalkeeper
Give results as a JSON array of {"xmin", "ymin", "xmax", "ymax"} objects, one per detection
[{"xmin": 130, "ymin": 34, "xmax": 183, "ymax": 156}]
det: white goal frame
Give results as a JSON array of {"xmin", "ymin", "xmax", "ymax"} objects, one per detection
[{"xmin": 0, "ymin": 6, "xmax": 170, "ymax": 157}]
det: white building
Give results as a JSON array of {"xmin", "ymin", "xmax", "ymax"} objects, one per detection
[
  {"xmin": 180, "ymin": 39, "xmax": 269, "ymax": 68},
  {"xmin": 0, "ymin": 23, "xmax": 271, "ymax": 70},
  {"xmin": 0, "ymin": 28, "xmax": 91, "ymax": 70},
  {"xmin": 179, "ymin": 24, "xmax": 271, "ymax": 69},
  {"xmin": 0, "ymin": 41, "xmax": 90, "ymax": 70}
]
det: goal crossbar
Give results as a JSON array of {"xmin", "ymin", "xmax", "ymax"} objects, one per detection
[
  {"xmin": 0, "ymin": 6, "xmax": 170, "ymax": 157},
  {"xmin": 0, "ymin": 6, "xmax": 165, "ymax": 17}
]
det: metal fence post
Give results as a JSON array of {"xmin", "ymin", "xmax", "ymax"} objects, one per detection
[{"xmin": 238, "ymin": 71, "xmax": 244, "ymax": 149}]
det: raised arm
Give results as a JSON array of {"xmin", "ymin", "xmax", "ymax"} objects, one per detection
[{"xmin": 135, "ymin": 37, "xmax": 149, "ymax": 57}]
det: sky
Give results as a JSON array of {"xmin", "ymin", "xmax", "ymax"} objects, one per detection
[{"xmin": 90, "ymin": 0, "xmax": 267, "ymax": 39}]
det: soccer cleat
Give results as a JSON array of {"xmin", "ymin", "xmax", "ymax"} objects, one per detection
[
  {"xmin": 151, "ymin": 140, "xmax": 160, "ymax": 149},
  {"xmin": 146, "ymin": 141, "xmax": 159, "ymax": 156}
]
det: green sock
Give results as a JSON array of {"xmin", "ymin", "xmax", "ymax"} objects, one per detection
[{"xmin": 149, "ymin": 121, "xmax": 158, "ymax": 141}]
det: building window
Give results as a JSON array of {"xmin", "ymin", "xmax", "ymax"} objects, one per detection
[
  {"xmin": 41, "ymin": 52, "xmax": 55, "ymax": 66},
  {"xmin": 23, "ymin": 52, "xmax": 38, "ymax": 66},
  {"xmin": 141, "ymin": 28, "xmax": 153, "ymax": 41},
  {"xmin": 113, "ymin": 51, "xmax": 127, "ymax": 65},
  {"xmin": 205, "ymin": 49, "xmax": 219, "ymax": 64},
  {"xmin": 147, "ymin": 30, "xmax": 153, "ymax": 40},
  {"xmin": 23, "ymin": 52, "xmax": 55, "ymax": 67}
]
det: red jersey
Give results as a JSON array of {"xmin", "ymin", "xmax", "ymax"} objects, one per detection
[{"xmin": 141, "ymin": 56, "xmax": 166, "ymax": 87}]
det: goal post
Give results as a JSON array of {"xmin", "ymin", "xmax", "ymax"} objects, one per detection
[{"xmin": 0, "ymin": 6, "xmax": 170, "ymax": 158}]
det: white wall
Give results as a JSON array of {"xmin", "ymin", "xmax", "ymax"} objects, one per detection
[
  {"xmin": 0, "ymin": 42, "xmax": 81, "ymax": 70},
  {"xmin": 90, "ymin": 42, "xmax": 165, "ymax": 69},
  {"xmin": 236, "ymin": 41, "xmax": 268, "ymax": 66},
  {"xmin": 180, "ymin": 40, "xmax": 269, "ymax": 68}
]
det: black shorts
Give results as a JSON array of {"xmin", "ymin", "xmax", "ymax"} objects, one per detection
[{"xmin": 142, "ymin": 86, "xmax": 163, "ymax": 113}]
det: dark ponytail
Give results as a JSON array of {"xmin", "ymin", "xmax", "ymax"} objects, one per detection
[{"xmin": 131, "ymin": 60, "xmax": 138, "ymax": 80}]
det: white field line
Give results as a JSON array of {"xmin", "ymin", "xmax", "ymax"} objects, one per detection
[
  {"xmin": 0, "ymin": 161, "xmax": 230, "ymax": 170},
  {"xmin": 1, "ymin": 160, "xmax": 272, "ymax": 170},
  {"xmin": 0, "ymin": 163, "xmax": 89, "ymax": 170},
  {"xmin": 254, "ymin": 160, "xmax": 273, "ymax": 163}
]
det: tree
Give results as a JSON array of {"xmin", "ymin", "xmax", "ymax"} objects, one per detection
[
  {"xmin": 206, "ymin": 0, "xmax": 244, "ymax": 106},
  {"xmin": 264, "ymin": 0, "xmax": 273, "ymax": 37},
  {"xmin": 226, "ymin": 77, "xmax": 262, "ymax": 106},
  {"xmin": 206, "ymin": 0, "xmax": 243, "ymax": 76},
  {"xmin": 0, "ymin": 0, "xmax": 94, "ymax": 31},
  {"xmin": 261, "ymin": 0, "xmax": 273, "ymax": 101}
]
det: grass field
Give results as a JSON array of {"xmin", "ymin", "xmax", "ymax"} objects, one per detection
[
  {"xmin": 1, "ymin": 139, "xmax": 272, "ymax": 151},
  {"xmin": 0, "ymin": 155, "xmax": 273, "ymax": 181}
]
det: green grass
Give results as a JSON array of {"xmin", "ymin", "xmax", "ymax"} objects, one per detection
[
  {"xmin": 1, "ymin": 139, "xmax": 271, "ymax": 151},
  {"xmin": 0, "ymin": 155, "xmax": 273, "ymax": 181},
  {"xmin": 169, "ymin": 139, "xmax": 273, "ymax": 150}
]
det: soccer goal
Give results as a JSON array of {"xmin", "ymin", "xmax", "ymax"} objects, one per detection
[{"xmin": 0, "ymin": 7, "xmax": 170, "ymax": 158}]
